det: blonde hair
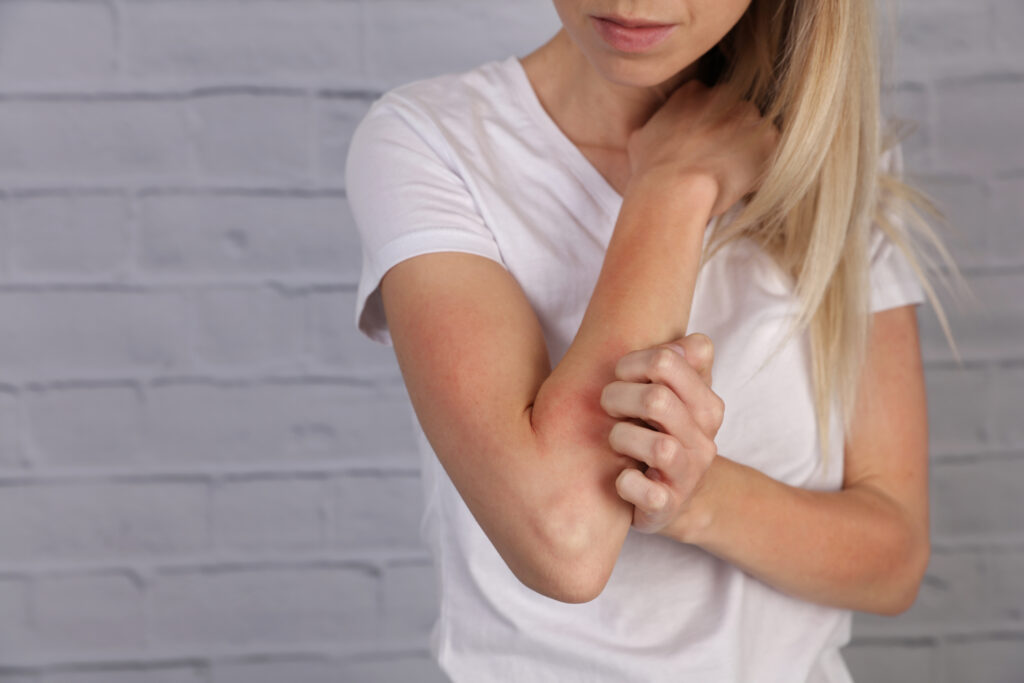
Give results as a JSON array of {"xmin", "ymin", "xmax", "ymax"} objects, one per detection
[{"xmin": 691, "ymin": 0, "xmax": 973, "ymax": 476}]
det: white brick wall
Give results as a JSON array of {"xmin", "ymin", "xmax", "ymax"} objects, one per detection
[{"xmin": 0, "ymin": 1, "xmax": 1019, "ymax": 681}]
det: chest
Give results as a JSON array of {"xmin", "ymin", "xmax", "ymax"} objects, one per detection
[{"xmin": 577, "ymin": 144, "xmax": 632, "ymax": 197}]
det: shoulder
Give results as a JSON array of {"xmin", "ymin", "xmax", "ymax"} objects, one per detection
[
  {"xmin": 347, "ymin": 56, "xmax": 523, "ymax": 174},
  {"xmin": 367, "ymin": 56, "xmax": 520, "ymax": 135}
]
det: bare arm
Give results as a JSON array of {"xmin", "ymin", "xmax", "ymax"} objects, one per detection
[
  {"xmin": 381, "ymin": 170, "xmax": 717, "ymax": 603},
  {"xmin": 665, "ymin": 304, "xmax": 931, "ymax": 615},
  {"xmin": 526, "ymin": 170, "xmax": 716, "ymax": 573}
]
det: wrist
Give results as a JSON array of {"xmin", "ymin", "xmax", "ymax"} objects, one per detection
[
  {"xmin": 665, "ymin": 454, "xmax": 732, "ymax": 545},
  {"xmin": 629, "ymin": 166, "xmax": 719, "ymax": 211}
]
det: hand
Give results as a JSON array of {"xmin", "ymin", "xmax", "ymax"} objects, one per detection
[
  {"xmin": 626, "ymin": 79, "xmax": 780, "ymax": 218},
  {"xmin": 599, "ymin": 333, "xmax": 724, "ymax": 536}
]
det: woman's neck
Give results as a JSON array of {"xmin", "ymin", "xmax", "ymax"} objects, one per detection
[{"xmin": 519, "ymin": 28, "xmax": 699, "ymax": 151}]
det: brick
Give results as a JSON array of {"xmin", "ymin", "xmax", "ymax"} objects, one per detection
[
  {"xmin": 924, "ymin": 365, "xmax": 991, "ymax": 457},
  {"xmin": 934, "ymin": 76, "xmax": 1024, "ymax": 174},
  {"xmin": 305, "ymin": 289, "xmax": 402, "ymax": 376},
  {"xmin": 917, "ymin": 272, "xmax": 1024, "ymax": 363},
  {"xmin": 381, "ymin": 561, "xmax": 437, "ymax": 638},
  {"xmin": 333, "ymin": 473, "xmax": 425, "ymax": 550},
  {"xmin": 147, "ymin": 382, "xmax": 418, "ymax": 464},
  {"xmin": 991, "ymin": 175, "xmax": 1024, "ymax": 266},
  {"xmin": 6, "ymin": 194, "xmax": 131, "ymax": 277},
  {"xmin": 0, "ymin": 389, "xmax": 26, "ymax": 469},
  {"xmin": 990, "ymin": 367, "xmax": 1024, "ymax": 451},
  {"xmin": 0, "ymin": 1, "xmax": 115, "ymax": 85},
  {"xmin": 317, "ymin": 96, "xmax": 372, "ymax": 187},
  {"xmin": 0, "ymin": 99, "xmax": 192, "ymax": 184},
  {"xmin": 0, "ymin": 290, "xmax": 190, "ymax": 381},
  {"xmin": 0, "ymin": 198, "xmax": 9, "ymax": 279},
  {"xmin": 211, "ymin": 659, "xmax": 338, "ymax": 683},
  {"xmin": 336, "ymin": 656, "xmax": 448, "ymax": 683},
  {"xmin": 362, "ymin": 0, "xmax": 559, "ymax": 88},
  {"xmin": 212, "ymin": 477, "xmax": 325, "ymax": 550},
  {"xmin": 898, "ymin": 5, "xmax": 992, "ymax": 60},
  {"xmin": 150, "ymin": 565, "xmax": 377, "ymax": 645},
  {"xmin": 137, "ymin": 193, "xmax": 357, "ymax": 280},
  {"xmin": 940, "ymin": 637, "xmax": 1024, "ymax": 683},
  {"xmin": 0, "ymin": 481, "xmax": 208, "ymax": 562},
  {"xmin": 192, "ymin": 286, "xmax": 305, "ymax": 368},
  {"xmin": 992, "ymin": 0, "xmax": 1024, "ymax": 58},
  {"xmin": 0, "ymin": 675, "xmax": 37, "ymax": 683},
  {"xmin": 842, "ymin": 642, "xmax": 936, "ymax": 683},
  {"xmin": 881, "ymin": 83, "xmax": 930, "ymax": 172},
  {"xmin": 32, "ymin": 573, "xmax": 145, "ymax": 653},
  {"xmin": 25, "ymin": 384, "xmax": 145, "ymax": 467},
  {"xmin": 932, "ymin": 457, "xmax": 1024, "ymax": 538},
  {"xmin": 912, "ymin": 175, "xmax": 990, "ymax": 269},
  {"xmin": 191, "ymin": 93, "xmax": 312, "ymax": 184},
  {"xmin": 121, "ymin": 1, "xmax": 361, "ymax": 85},
  {"xmin": 0, "ymin": 577, "xmax": 32, "ymax": 660},
  {"xmin": 986, "ymin": 549, "xmax": 1024, "ymax": 622},
  {"xmin": 43, "ymin": 667, "xmax": 205, "ymax": 683}
]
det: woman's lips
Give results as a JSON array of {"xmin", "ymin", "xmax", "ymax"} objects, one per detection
[{"xmin": 590, "ymin": 16, "xmax": 677, "ymax": 53}]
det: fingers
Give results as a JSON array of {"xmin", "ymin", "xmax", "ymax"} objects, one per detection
[
  {"xmin": 615, "ymin": 468, "xmax": 673, "ymax": 533},
  {"xmin": 604, "ymin": 332, "xmax": 723, "ymax": 536},
  {"xmin": 674, "ymin": 333, "xmax": 714, "ymax": 386},
  {"xmin": 601, "ymin": 380, "xmax": 708, "ymax": 450},
  {"xmin": 617, "ymin": 333, "xmax": 713, "ymax": 387},
  {"xmin": 610, "ymin": 421, "xmax": 716, "ymax": 534},
  {"xmin": 610, "ymin": 334, "xmax": 723, "ymax": 438},
  {"xmin": 608, "ymin": 420, "xmax": 714, "ymax": 489}
]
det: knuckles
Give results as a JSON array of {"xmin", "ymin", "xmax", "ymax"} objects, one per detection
[
  {"xmin": 654, "ymin": 435, "xmax": 681, "ymax": 472},
  {"xmin": 691, "ymin": 333, "xmax": 715, "ymax": 365},
  {"xmin": 647, "ymin": 347, "xmax": 682, "ymax": 380},
  {"xmin": 697, "ymin": 393, "xmax": 726, "ymax": 434},
  {"xmin": 646, "ymin": 485, "xmax": 669, "ymax": 511},
  {"xmin": 641, "ymin": 384, "xmax": 675, "ymax": 420},
  {"xmin": 608, "ymin": 420, "xmax": 630, "ymax": 449}
]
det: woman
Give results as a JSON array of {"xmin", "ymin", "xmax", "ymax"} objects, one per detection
[{"xmin": 346, "ymin": 1, "xmax": 963, "ymax": 681}]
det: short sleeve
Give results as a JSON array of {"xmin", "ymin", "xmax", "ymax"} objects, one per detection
[
  {"xmin": 344, "ymin": 94, "xmax": 506, "ymax": 346},
  {"xmin": 868, "ymin": 143, "xmax": 927, "ymax": 313}
]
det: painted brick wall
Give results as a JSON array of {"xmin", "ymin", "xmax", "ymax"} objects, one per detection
[{"xmin": 0, "ymin": 1, "xmax": 1020, "ymax": 681}]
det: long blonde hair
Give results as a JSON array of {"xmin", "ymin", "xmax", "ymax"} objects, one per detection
[{"xmin": 690, "ymin": 0, "xmax": 972, "ymax": 476}]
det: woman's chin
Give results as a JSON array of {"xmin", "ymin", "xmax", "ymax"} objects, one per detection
[{"xmin": 584, "ymin": 50, "xmax": 699, "ymax": 90}]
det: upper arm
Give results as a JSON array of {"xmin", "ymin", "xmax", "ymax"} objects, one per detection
[
  {"xmin": 846, "ymin": 140, "xmax": 930, "ymax": 546},
  {"xmin": 380, "ymin": 250, "xmax": 617, "ymax": 602},
  {"xmin": 843, "ymin": 303, "xmax": 930, "ymax": 577}
]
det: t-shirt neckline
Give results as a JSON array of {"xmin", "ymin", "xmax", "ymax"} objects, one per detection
[{"xmin": 504, "ymin": 55, "xmax": 625, "ymax": 217}]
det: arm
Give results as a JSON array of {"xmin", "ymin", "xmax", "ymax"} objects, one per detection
[
  {"xmin": 381, "ymin": 170, "xmax": 717, "ymax": 603},
  {"xmin": 667, "ymin": 304, "xmax": 931, "ymax": 615},
  {"xmin": 529, "ymin": 170, "xmax": 718, "ymax": 586}
]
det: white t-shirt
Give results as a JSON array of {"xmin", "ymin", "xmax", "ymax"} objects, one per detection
[{"xmin": 346, "ymin": 54, "xmax": 926, "ymax": 683}]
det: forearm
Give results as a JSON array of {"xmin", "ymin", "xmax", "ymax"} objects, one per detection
[
  {"xmin": 674, "ymin": 455, "xmax": 930, "ymax": 615},
  {"xmin": 528, "ymin": 170, "xmax": 717, "ymax": 576}
]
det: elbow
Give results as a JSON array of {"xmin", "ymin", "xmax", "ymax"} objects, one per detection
[
  {"xmin": 520, "ymin": 505, "xmax": 618, "ymax": 604},
  {"xmin": 515, "ymin": 404, "xmax": 627, "ymax": 603},
  {"xmin": 877, "ymin": 523, "xmax": 931, "ymax": 617},
  {"xmin": 530, "ymin": 563, "xmax": 611, "ymax": 604}
]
